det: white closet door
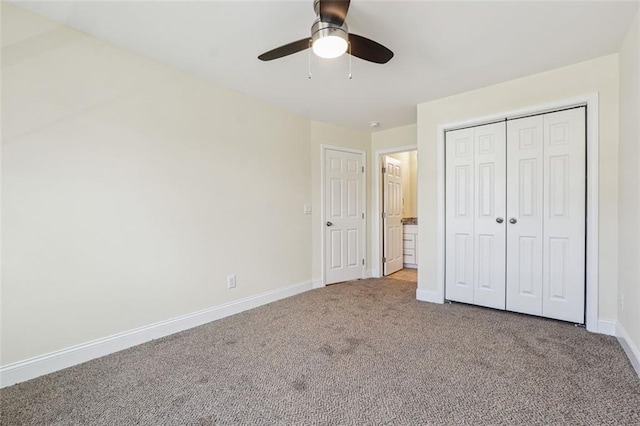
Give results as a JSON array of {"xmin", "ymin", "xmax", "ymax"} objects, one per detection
[
  {"xmin": 445, "ymin": 128, "xmax": 475, "ymax": 304},
  {"xmin": 506, "ymin": 115, "xmax": 544, "ymax": 316},
  {"xmin": 383, "ymin": 156, "xmax": 403, "ymax": 275},
  {"xmin": 473, "ymin": 123, "xmax": 507, "ymax": 309},
  {"xmin": 446, "ymin": 108, "xmax": 585, "ymax": 323},
  {"xmin": 542, "ymin": 108, "xmax": 586, "ymax": 323}
]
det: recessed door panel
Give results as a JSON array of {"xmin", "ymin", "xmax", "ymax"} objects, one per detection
[
  {"xmin": 454, "ymin": 233, "xmax": 472, "ymax": 288},
  {"xmin": 477, "ymin": 234, "xmax": 494, "ymax": 289},
  {"xmin": 347, "ymin": 179, "xmax": 359, "ymax": 218},
  {"xmin": 347, "ymin": 229, "xmax": 359, "ymax": 267},
  {"xmin": 517, "ymin": 236, "xmax": 536, "ymax": 295},
  {"xmin": 519, "ymin": 159, "xmax": 538, "ymax": 217},
  {"xmin": 330, "ymin": 229, "xmax": 343, "ymax": 269},
  {"xmin": 549, "ymin": 155, "xmax": 569, "ymax": 218},
  {"xmin": 478, "ymin": 163, "xmax": 494, "ymax": 217},
  {"xmin": 455, "ymin": 165, "xmax": 471, "ymax": 217},
  {"xmin": 548, "ymin": 237, "xmax": 569, "ymax": 300}
]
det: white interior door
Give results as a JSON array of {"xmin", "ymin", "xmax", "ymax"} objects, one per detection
[
  {"xmin": 383, "ymin": 156, "xmax": 403, "ymax": 275},
  {"xmin": 324, "ymin": 148, "xmax": 365, "ymax": 285},
  {"xmin": 542, "ymin": 108, "xmax": 586, "ymax": 323},
  {"xmin": 506, "ymin": 115, "xmax": 544, "ymax": 315},
  {"xmin": 473, "ymin": 123, "xmax": 507, "ymax": 309}
]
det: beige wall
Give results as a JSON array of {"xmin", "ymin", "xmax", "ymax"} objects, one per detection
[
  {"xmin": 371, "ymin": 124, "xmax": 417, "ymax": 153},
  {"xmin": 409, "ymin": 151, "xmax": 417, "ymax": 216},
  {"xmin": 0, "ymin": 5, "xmax": 366, "ymax": 365},
  {"xmin": 618, "ymin": 11, "xmax": 640, "ymax": 355},
  {"xmin": 417, "ymin": 54, "xmax": 620, "ymax": 321}
]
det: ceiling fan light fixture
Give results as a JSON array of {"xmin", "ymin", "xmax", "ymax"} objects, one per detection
[
  {"xmin": 312, "ymin": 36, "xmax": 348, "ymax": 59},
  {"xmin": 311, "ymin": 19, "xmax": 348, "ymax": 59}
]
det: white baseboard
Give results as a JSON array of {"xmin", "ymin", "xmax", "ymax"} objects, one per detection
[
  {"xmin": 416, "ymin": 288, "xmax": 443, "ymax": 304},
  {"xmin": 597, "ymin": 318, "xmax": 617, "ymax": 336},
  {"xmin": 0, "ymin": 280, "xmax": 313, "ymax": 388},
  {"xmin": 364, "ymin": 269, "xmax": 374, "ymax": 279},
  {"xmin": 617, "ymin": 322, "xmax": 640, "ymax": 378},
  {"xmin": 312, "ymin": 278, "xmax": 324, "ymax": 289}
]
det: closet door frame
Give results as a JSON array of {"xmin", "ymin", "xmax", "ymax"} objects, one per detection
[{"xmin": 429, "ymin": 93, "xmax": 600, "ymax": 333}]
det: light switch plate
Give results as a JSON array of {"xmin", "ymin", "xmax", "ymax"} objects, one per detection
[
  {"xmin": 303, "ymin": 204, "xmax": 312, "ymax": 215},
  {"xmin": 227, "ymin": 275, "xmax": 236, "ymax": 289}
]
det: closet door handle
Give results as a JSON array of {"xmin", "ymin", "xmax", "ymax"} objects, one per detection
[
  {"xmin": 509, "ymin": 218, "xmax": 518, "ymax": 224},
  {"xmin": 496, "ymin": 217, "xmax": 504, "ymax": 224},
  {"xmin": 326, "ymin": 221, "xmax": 333, "ymax": 227}
]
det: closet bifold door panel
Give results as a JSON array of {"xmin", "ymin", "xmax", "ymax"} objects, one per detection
[
  {"xmin": 445, "ymin": 122, "xmax": 507, "ymax": 309},
  {"xmin": 506, "ymin": 115, "xmax": 544, "ymax": 316},
  {"xmin": 445, "ymin": 127, "xmax": 474, "ymax": 304},
  {"xmin": 541, "ymin": 108, "xmax": 586, "ymax": 323}
]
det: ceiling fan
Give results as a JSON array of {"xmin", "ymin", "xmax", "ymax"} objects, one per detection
[{"xmin": 258, "ymin": 0, "xmax": 393, "ymax": 64}]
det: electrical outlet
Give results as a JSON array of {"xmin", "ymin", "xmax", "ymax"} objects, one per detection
[
  {"xmin": 227, "ymin": 275, "xmax": 236, "ymax": 289},
  {"xmin": 303, "ymin": 204, "xmax": 312, "ymax": 215},
  {"xmin": 619, "ymin": 292, "xmax": 624, "ymax": 311}
]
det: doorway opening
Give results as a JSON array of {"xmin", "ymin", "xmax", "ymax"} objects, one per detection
[{"xmin": 376, "ymin": 148, "xmax": 418, "ymax": 283}]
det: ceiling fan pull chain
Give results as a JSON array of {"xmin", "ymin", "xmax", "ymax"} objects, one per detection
[
  {"xmin": 308, "ymin": 40, "xmax": 313, "ymax": 79},
  {"xmin": 348, "ymin": 41, "xmax": 352, "ymax": 80}
]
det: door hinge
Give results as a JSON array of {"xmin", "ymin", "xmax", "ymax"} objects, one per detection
[
  {"xmin": 362, "ymin": 166, "xmax": 365, "ymax": 173},
  {"xmin": 382, "ymin": 167, "xmax": 386, "ymax": 173},
  {"xmin": 382, "ymin": 257, "xmax": 387, "ymax": 263},
  {"xmin": 362, "ymin": 212, "xmax": 364, "ymax": 219},
  {"xmin": 382, "ymin": 212, "xmax": 387, "ymax": 219},
  {"xmin": 362, "ymin": 259, "xmax": 365, "ymax": 265}
]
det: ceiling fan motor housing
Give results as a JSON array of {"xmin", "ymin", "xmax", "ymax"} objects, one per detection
[{"xmin": 311, "ymin": 18, "xmax": 348, "ymax": 46}]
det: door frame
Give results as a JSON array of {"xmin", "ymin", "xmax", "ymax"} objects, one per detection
[
  {"xmin": 373, "ymin": 145, "xmax": 418, "ymax": 278},
  {"xmin": 430, "ymin": 93, "xmax": 600, "ymax": 332},
  {"xmin": 320, "ymin": 145, "xmax": 367, "ymax": 287}
]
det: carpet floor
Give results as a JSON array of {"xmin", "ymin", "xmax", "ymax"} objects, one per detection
[{"xmin": 2, "ymin": 278, "xmax": 639, "ymax": 425}]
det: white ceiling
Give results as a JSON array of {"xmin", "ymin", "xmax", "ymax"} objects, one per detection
[{"xmin": 11, "ymin": 0, "xmax": 639, "ymax": 132}]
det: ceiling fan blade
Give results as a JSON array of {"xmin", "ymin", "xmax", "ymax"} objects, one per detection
[
  {"xmin": 348, "ymin": 33, "xmax": 393, "ymax": 64},
  {"xmin": 258, "ymin": 38, "xmax": 311, "ymax": 61},
  {"xmin": 318, "ymin": 0, "xmax": 350, "ymax": 26}
]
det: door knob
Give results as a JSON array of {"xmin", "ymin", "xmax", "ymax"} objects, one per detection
[
  {"xmin": 326, "ymin": 221, "xmax": 333, "ymax": 227},
  {"xmin": 509, "ymin": 218, "xmax": 517, "ymax": 224},
  {"xmin": 496, "ymin": 217, "xmax": 504, "ymax": 224}
]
